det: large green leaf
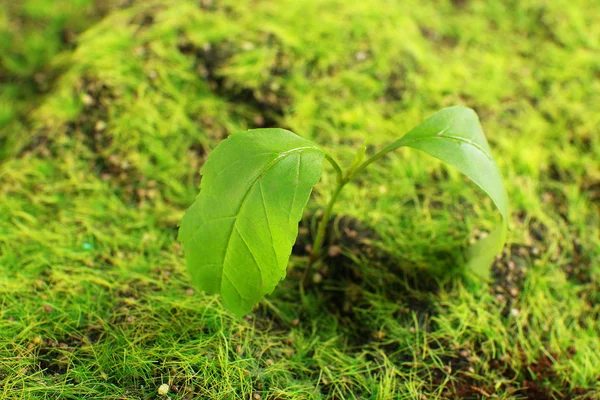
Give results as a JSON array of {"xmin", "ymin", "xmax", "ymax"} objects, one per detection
[
  {"xmin": 178, "ymin": 129, "xmax": 324, "ymax": 316},
  {"xmin": 394, "ymin": 106, "xmax": 509, "ymax": 277}
]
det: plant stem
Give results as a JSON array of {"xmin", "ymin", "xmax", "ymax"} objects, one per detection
[
  {"xmin": 302, "ymin": 143, "xmax": 401, "ymax": 287},
  {"xmin": 347, "ymin": 139, "xmax": 405, "ymax": 180},
  {"xmin": 303, "ymin": 178, "xmax": 347, "ymax": 287},
  {"xmin": 324, "ymin": 152, "xmax": 344, "ymax": 182}
]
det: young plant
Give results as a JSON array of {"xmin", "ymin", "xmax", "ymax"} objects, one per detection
[{"xmin": 178, "ymin": 107, "xmax": 508, "ymax": 316}]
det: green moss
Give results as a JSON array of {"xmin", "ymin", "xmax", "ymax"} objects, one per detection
[{"xmin": 1, "ymin": 0, "xmax": 599, "ymax": 398}]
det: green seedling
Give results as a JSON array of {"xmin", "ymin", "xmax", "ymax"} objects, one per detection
[{"xmin": 179, "ymin": 107, "xmax": 509, "ymax": 316}]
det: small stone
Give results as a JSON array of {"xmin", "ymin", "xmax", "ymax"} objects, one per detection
[
  {"xmin": 510, "ymin": 308, "xmax": 520, "ymax": 317},
  {"xmin": 253, "ymin": 115, "xmax": 265, "ymax": 126},
  {"xmin": 252, "ymin": 393, "xmax": 262, "ymax": 400},
  {"xmin": 541, "ymin": 192, "xmax": 553, "ymax": 203},
  {"xmin": 355, "ymin": 51, "xmax": 368, "ymax": 61},
  {"xmin": 241, "ymin": 41, "xmax": 255, "ymax": 51},
  {"xmin": 185, "ymin": 288, "xmax": 195, "ymax": 296},
  {"xmin": 327, "ymin": 245, "xmax": 342, "ymax": 257},
  {"xmin": 508, "ymin": 287, "xmax": 519, "ymax": 297},
  {"xmin": 345, "ymin": 229, "xmax": 358, "ymax": 238},
  {"xmin": 312, "ymin": 272, "xmax": 323, "ymax": 284},
  {"xmin": 373, "ymin": 330, "xmax": 386, "ymax": 340},
  {"xmin": 409, "ymin": 326, "xmax": 416, "ymax": 334},
  {"xmin": 269, "ymin": 81, "xmax": 281, "ymax": 91},
  {"xmin": 94, "ymin": 120, "xmax": 107, "ymax": 132},
  {"xmin": 507, "ymin": 261, "xmax": 516, "ymax": 271},
  {"xmin": 158, "ymin": 383, "xmax": 169, "ymax": 396},
  {"xmin": 82, "ymin": 93, "xmax": 95, "ymax": 106},
  {"xmin": 291, "ymin": 318, "xmax": 300, "ymax": 327},
  {"xmin": 459, "ymin": 349, "xmax": 471, "ymax": 358}
]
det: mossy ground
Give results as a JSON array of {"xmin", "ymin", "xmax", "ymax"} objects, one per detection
[{"xmin": 1, "ymin": 0, "xmax": 599, "ymax": 398}]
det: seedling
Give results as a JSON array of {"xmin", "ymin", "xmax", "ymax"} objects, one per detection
[{"xmin": 179, "ymin": 107, "xmax": 508, "ymax": 316}]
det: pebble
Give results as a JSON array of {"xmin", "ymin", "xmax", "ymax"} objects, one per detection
[
  {"xmin": 312, "ymin": 272, "xmax": 323, "ymax": 284},
  {"xmin": 327, "ymin": 245, "xmax": 341, "ymax": 257},
  {"xmin": 373, "ymin": 330, "xmax": 386, "ymax": 340},
  {"xmin": 158, "ymin": 384, "xmax": 169, "ymax": 396},
  {"xmin": 82, "ymin": 93, "xmax": 95, "ymax": 106},
  {"xmin": 94, "ymin": 120, "xmax": 107, "ymax": 132},
  {"xmin": 355, "ymin": 51, "xmax": 368, "ymax": 61}
]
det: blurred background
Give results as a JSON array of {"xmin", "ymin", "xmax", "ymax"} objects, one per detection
[{"xmin": 1, "ymin": 0, "xmax": 599, "ymax": 399}]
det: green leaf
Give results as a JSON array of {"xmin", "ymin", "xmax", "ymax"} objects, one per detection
[
  {"xmin": 395, "ymin": 106, "xmax": 509, "ymax": 277},
  {"xmin": 178, "ymin": 129, "xmax": 324, "ymax": 316}
]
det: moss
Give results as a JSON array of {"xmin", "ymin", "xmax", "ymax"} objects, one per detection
[{"xmin": 1, "ymin": 0, "xmax": 599, "ymax": 398}]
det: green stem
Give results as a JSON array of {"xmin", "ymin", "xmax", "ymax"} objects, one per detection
[
  {"xmin": 303, "ymin": 178, "xmax": 347, "ymax": 287},
  {"xmin": 324, "ymin": 152, "xmax": 344, "ymax": 183},
  {"xmin": 347, "ymin": 139, "xmax": 405, "ymax": 180},
  {"xmin": 302, "ymin": 142, "xmax": 402, "ymax": 287}
]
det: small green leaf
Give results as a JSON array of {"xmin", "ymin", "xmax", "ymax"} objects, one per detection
[
  {"xmin": 395, "ymin": 106, "xmax": 509, "ymax": 277},
  {"xmin": 178, "ymin": 129, "xmax": 324, "ymax": 316}
]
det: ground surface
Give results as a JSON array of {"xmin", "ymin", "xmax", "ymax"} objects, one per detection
[{"xmin": 1, "ymin": 0, "xmax": 599, "ymax": 399}]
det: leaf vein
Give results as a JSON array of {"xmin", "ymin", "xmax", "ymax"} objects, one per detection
[
  {"xmin": 401, "ymin": 134, "xmax": 493, "ymax": 163},
  {"xmin": 234, "ymin": 224, "xmax": 263, "ymax": 287}
]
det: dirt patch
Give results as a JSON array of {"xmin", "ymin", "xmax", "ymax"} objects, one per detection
[
  {"xmin": 177, "ymin": 36, "xmax": 290, "ymax": 128},
  {"xmin": 419, "ymin": 26, "xmax": 459, "ymax": 47},
  {"xmin": 33, "ymin": 325, "xmax": 104, "ymax": 376},
  {"xmin": 291, "ymin": 214, "xmax": 451, "ymax": 344},
  {"xmin": 440, "ymin": 348, "xmax": 592, "ymax": 399},
  {"xmin": 491, "ymin": 244, "xmax": 532, "ymax": 316},
  {"xmin": 582, "ymin": 178, "xmax": 600, "ymax": 205},
  {"xmin": 384, "ymin": 68, "xmax": 407, "ymax": 102}
]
